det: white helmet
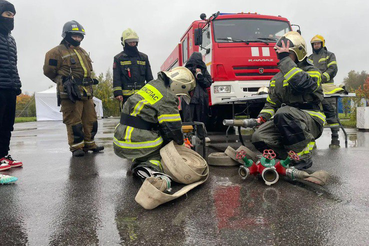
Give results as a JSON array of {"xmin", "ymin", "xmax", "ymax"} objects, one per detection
[{"xmin": 163, "ymin": 67, "xmax": 196, "ymax": 104}]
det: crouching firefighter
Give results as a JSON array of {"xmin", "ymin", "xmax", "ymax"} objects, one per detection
[
  {"xmin": 113, "ymin": 67, "xmax": 195, "ymax": 182},
  {"xmin": 43, "ymin": 20, "xmax": 104, "ymax": 157},
  {"xmin": 252, "ymin": 31, "xmax": 325, "ymax": 170}
]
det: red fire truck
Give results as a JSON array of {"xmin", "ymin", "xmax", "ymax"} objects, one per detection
[{"xmin": 161, "ymin": 12, "xmax": 295, "ymax": 129}]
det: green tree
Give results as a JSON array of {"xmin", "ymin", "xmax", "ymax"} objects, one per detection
[
  {"xmin": 93, "ymin": 70, "xmax": 120, "ymax": 117},
  {"xmin": 343, "ymin": 70, "xmax": 369, "ymax": 92}
]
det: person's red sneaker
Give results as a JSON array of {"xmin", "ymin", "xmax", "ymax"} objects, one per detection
[
  {"xmin": 0, "ymin": 160, "xmax": 11, "ymax": 171},
  {"xmin": 0, "ymin": 155, "xmax": 23, "ymax": 168}
]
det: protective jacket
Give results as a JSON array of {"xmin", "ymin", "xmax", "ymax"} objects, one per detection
[
  {"xmin": 43, "ymin": 42, "xmax": 94, "ymax": 99},
  {"xmin": 113, "ymin": 51, "xmax": 153, "ymax": 98},
  {"xmin": 0, "ymin": 32, "xmax": 21, "ymax": 92},
  {"xmin": 259, "ymin": 56, "xmax": 325, "ymax": 126},
  {"xmin": 114, "ymin": 73, "xmax": 183, "ymax": 161},
  {"xmin": 308, "ymin": 47, "xmax": 337, "ymax": 84}
]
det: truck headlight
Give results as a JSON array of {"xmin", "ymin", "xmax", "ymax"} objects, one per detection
[{"xmin": 214, "ymin": 85, "xmax": 231, "ymax": 93}]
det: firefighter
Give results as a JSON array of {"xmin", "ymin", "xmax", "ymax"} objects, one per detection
[
  {"xmin": 113, "ymin": 67, "xmax": 195, "ymax": 178},
  {"xmin": 43, "ymin": 20, "xmax": 104, "ymax": 157},
  {"xmin": 113, "ymin": 28, "xmax": 153, "ymax": 105},
  {"xmin": 252, "ymin": 31, "xmax": 325, "ymax": 170},
  {"xmin": 308, "ymin": 35, "xmax": 341, "ymax": 147}
]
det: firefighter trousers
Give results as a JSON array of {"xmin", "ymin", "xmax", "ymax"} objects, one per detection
[
  {"xmin": 252, "ymin": 106, "xmax": 323, "ymax": 162},
  {"xmin": 322, "ymin": 98, "xmax": 337, "ymax": 125},
  {"xmin": 61, "ymin": 98, "xmax": 98, "ymax": 152},
  {"xmin": 131, "ymin": 150, "xmax": 163, "ymax": 173}
]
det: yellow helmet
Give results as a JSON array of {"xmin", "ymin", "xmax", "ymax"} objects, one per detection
[
  {"xmin": 310, "ymin": 34, "xmax": 325, "ymax": 47},
  {"xmin": 276, "ymin": 31, "xmax": 307, "ymax": 62},
  {"xmin": 121, "ymin": 28, "xmax": 139, "ymax": 47},
  {"xmin": 163, "ymin": 67, "xmax": 196, "ymax": 104}
]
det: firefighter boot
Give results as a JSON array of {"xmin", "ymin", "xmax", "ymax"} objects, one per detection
[
  {"xmin": 84, "ymin": 145, "xmax": 104, "ymax": 153},
  {"xmin": 133, "ymin": 166, "xmax": 172, "ymax": 193},
  {"xmin": 329, "ymin": 128, "xmax": 340, "ymax": 149},
  {"xmin": 73, "ymin": 149, "xmax": 85, "ymax": 157}
]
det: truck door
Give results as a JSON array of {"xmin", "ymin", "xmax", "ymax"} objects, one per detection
[{"xmin": 199, "ymin": 25, "xmax": 212, "ymax": 74}]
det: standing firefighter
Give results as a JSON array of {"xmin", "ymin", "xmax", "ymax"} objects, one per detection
[
  {"xmin": 43, "ymin": 20, "xmax": 104, "ymax": 157},
  {"xmin": 114, "ymin": 67, "xmax": 195, "ymax": 179},
  {"xmin": 308, "ymin": 35, "xmax": 342, "ymax": 147},
  {"xmin": 252, "ymin": 31, "xmax": 325, "ymax": 170},
  {"xmin": 113, "ymin": 28, "xmax": 153, "ymax": 105}
]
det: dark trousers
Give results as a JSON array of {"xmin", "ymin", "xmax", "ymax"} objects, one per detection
[{"xmin": 0, "ymin": 89, "xmax": 16, "ymax": 157}]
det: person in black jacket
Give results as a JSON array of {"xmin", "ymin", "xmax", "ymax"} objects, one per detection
[
  {"xmin": 182, "ymin": 52, "xmax": 213, "ymax": 138},
  {"xmin": 0, "ymin": 0, "xmax": 23, "ymax": 172},
  {"xmin": 113, "ymin": 28, "xmax": 153, "ymax": 104}
]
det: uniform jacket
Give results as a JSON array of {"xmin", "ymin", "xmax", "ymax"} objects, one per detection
[
  {"xmin": 113, "ymin": 51, "xmax": 153, "ymax": 97},
  {"xmin": 0, "ymin": 32, "xmax": 21, "ymax": 92},
  {"xmin": 114, "ymin": 73, "xmax": 183, "ymax": 160},
  {"xmin": 43, "ymin": 42, "xmax": 94, "ymax": 99},
  {"xmin": 259, "ymin": 57, "xmax": 326, "ymax": 126},
  {"xmin": 308, "ymin": 47, "xmax": 337, "ymax": 84}
]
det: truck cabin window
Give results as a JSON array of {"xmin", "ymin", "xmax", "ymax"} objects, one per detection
[{"xmin": 213, "ymin": 19, "xmax": 291, "ymax": 43}]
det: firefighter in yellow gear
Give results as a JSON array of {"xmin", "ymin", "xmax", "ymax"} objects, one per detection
[
  {"xmin": 113, "ymin": 28, "xmax": 153, "ymax": 105},
  {"xmin": 308, "ymin": 34, "xmax": 343, "ymax": 147},
  {"xmin": 252, "ymin": 32, "xmax": 325, "ymax": 170},
  {"xmin": 114, "ymin": 67, "xmax": 195, "ymax": 177},
  {"xmin": 43, "ymin": 20, "xmax": 104, "ymax": 157}
]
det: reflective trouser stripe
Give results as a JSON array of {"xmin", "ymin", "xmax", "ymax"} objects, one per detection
[
  {"xmin": 297, "ymin": 141, "xmax": 315, "ymax": 156},
  {"xmin": 324, "ymin": 87, "xmax": 344, "ymax": 94},
  {"xmin": 124, "ymin": 126, "xmax": 134, "ymax": 142},
  {"xmin": 72, "ymin": 140, "xmax": 84, "ymax": 148},
  {"xmin": 149, "ymin": 160, "xmax": 162, "ymax": 169},
  {"xmin": 85, "ymin": 141, "xmax": 95, "ymax": 144},
  {"xmin": 303, "ymin": 110, "xmax": 326, "ymax": 124},
  {"xmin": 158, "ymin": 114, "xmax": 181, "ymax": 124},
  {"xmin": 73, "ymin": 49, "xmax": 88, "ymax": 78},
  {"xmin": 113, "ymin": 136, "xmax": 163, "ymax": 149}
]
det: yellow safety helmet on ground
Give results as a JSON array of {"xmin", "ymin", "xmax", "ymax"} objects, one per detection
[
  {"xmin": 163, "ymin": 67, "xmax": 196, "ymax": 104},
  {"xmin": 121, "ymin": 28, "xmax": 139, "ymax": 47},
  {"xmin": 310, "ymin": 34, "xmax": 325, "ymax": 47},
  {"xmin": 275, "ymin": 31, "xmax": 307, "ymax": 62}
]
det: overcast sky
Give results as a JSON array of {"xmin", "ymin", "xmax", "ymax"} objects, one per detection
[{"xmin": 10, "ymin": 0, "xmax": 369, "ymax": 94}]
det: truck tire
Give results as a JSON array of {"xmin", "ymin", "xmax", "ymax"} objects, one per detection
[{"xmin": 208, "ymin": 152, "xmax": 239, "ymax": 166}]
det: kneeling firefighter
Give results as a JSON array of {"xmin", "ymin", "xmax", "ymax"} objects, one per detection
[
  {"xmin": 43, "ymin": 20, "xmax": 104, "ymax": 157},
  {"xmin": 114, "ymin": 67, "xmax": 196, "ymax": 179},
  {"xmin": 252, "ymin": 31, "xmax": 325, "ymax": 170}
]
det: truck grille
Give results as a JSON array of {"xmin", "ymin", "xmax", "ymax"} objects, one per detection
[{"xmin": 233, "ymin": 66, "xmax": 279, "ymax": 77}]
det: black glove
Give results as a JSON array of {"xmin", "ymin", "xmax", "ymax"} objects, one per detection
[
  {"xmin": 63, "ymin": 79, "xmax": 81, "ymax": 103},
  {"xmin": 92, "ymin": 79, "xmax": 99, "ymax": 85},
  {"xmin": 15, "ymin": 88, "xmax": 22, "ymax": 96}
]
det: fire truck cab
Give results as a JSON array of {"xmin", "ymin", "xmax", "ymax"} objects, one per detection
[{"xmin": 161, "ymin": 12, "xmax": 293, "ymax": 129}]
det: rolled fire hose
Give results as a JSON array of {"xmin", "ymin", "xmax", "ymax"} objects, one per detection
[
  {"xmin": 208, "ymin": 151, "xmax": 239, "ymax": 166},
  {"xmin": 135, "ymin": 141, "xmax": 209, "ymax": 210}
]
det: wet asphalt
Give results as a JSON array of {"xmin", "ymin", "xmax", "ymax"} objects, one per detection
[{"xmin": 0, "ymin": 118, "xmax": 368, "ymax": 246}]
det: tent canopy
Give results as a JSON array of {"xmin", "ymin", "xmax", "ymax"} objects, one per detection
[{"xmin": 35, "ymin": 85, "xmax": 103, "ymax": 121}]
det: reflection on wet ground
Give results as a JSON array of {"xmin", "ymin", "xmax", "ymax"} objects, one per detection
[{"xmin": 0, "ymin": 119, "xmax": 367, "ymax": 245}]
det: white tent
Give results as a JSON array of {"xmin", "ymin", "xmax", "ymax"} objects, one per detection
[{"xmin": 35, "ymin": 86, "xmax": 103, "ymax": 121}]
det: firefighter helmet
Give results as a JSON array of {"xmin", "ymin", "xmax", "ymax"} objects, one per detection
[
  {"xmin": 163, "ymin": 67, "xmax": 196, "ymax": 103},
  {"xmin": 121, "ymin": 28, "xmax": 139, "ymax": 47},
  {"xmin": 61, "ymin": 20, "xmax": 85, "ymax": 38},
  {"xmin": 276, "ymin": 31, "xmax": 307, "ymax": 62},
  {"xmin": 310, "ymin": 34, "xmax": 325, "ymax": 47}
]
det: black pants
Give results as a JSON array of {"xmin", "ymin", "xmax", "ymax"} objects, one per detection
[{"xmin": 0, "ymin": 89, "xmax": 16, "ymax": 157}]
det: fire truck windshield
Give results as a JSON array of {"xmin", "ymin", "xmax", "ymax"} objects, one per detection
[{"xmin": 213, "ymin": 19, "xmax": 291, "ymax": 43}]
